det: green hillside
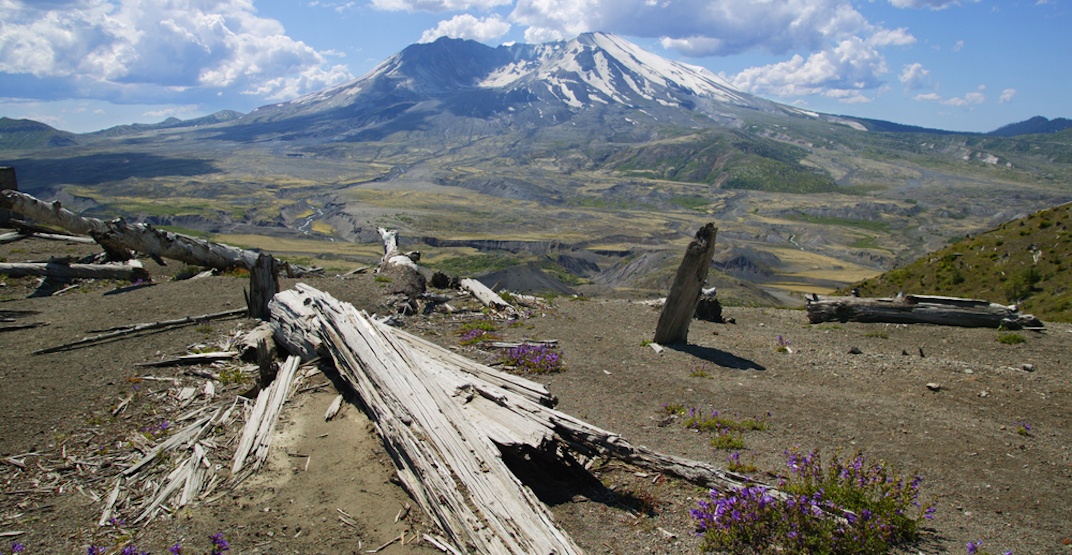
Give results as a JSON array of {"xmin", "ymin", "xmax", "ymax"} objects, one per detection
[
  {"xmin": 0, "ymin": 117, "xmax": 79, "ymax": 150},
  {"xmin": 843, "ymin": 202, "xmax": 1072, "ymax": 323}
]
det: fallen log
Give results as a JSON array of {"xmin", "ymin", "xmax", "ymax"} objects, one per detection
[
  {"xmin": 376, "ymin": 227, "xmax": 426, "ymax": 300},
  {"xmin": 806, "ymin": 293, "xmax": 1043, "ymax": 329},
  {"xmin": 654, "ymin": 223, "xmax": 718, "ymax": 345},
  {"xmin": 272, "ymin": 285, "xmax": 581, "ymax": 555},
  {"xmin": 460, "ymin": 278, "xmax": 516, "ymax": 314},
  {"xmin": 33, "ymin": 308, "xmax": 248, "ymax": 354},
  {"xmin": 0, "ymin": 261, "xmax": 149, "ymax": 282},
  {"xmin": 270, "ymin": 284, "xmax": 770, "ymax": 554},
  {"xmin": 0, "ymin": 190, "xmax": 317, "ymax": 276}
]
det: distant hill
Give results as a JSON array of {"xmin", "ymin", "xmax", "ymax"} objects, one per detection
[
  {"xmin": 89, "ymin": 110, "xmax": 244, "ymax": 138},
  {"xmin": 989, "ymin": 116, "xmax": 1072, "ymax": 137},
  {"xmin": 843, "ymin": 203, "xmax": 1072, "ymax": 323},
  {"xmin": 0, "ymin": 117, "xmax": 80, "ymax": 150}
]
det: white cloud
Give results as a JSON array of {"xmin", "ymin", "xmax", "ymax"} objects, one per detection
[
  {"xmin": 729, "ymin": 37, "xmax": 892, "ymax": 103},
  {"xmin": 419, "ymin": 14, "xmax": 511, "ymax": 43},
  {"xmin": 888, "ymin": 0, "xmax": 968, "ymax": 9},
  {"xmin": 952, "ymin": 39, "xmax": 965, "ymax": 52},
  {"xmin": 511, "ymin": 0, "xmax": 879, "ymax": 56},
  {"xmin": 0, "ymin": 0, "xmax": 353, "ymax": 103},
  {"xmin": 371, "ymin": 0, "xmax": 512, "ymax": 12},
  {"xmin": 899, "ymin": 62, "xmax": 930, "ymax": 89},
  {"xmin": 1000, "ymin": 88, "xmax": 1016, "ymax": 103},
  {"xmin": 913, "ymin": 86, "xmax": 987, "ymax": 106}
]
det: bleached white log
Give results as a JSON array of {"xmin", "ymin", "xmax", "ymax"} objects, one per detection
[
  {"xmin": 460, "ymin": 278, "xmax": 516, "ymax": 314},
  {"xmin": 271, "ymin": 285, "xmax": 581, "ymax": 555}
]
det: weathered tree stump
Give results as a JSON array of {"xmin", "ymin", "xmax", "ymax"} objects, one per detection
[
  {"xmin": 0, "ymin": 167, "xmax": 16, "ymax": 227},
  {"xmin": 246, "ymin": 253, "xmax": 280, "ymax": 321},
  {"xmin": 654, "ymin": 223, "xmax": 719, "ymax": 345}
]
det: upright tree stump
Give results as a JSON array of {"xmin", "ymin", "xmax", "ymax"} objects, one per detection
[
  {"xmin": 247, "ymin": 253, "xmax": 280, "ymax": 321},
  {"xmin": 0, "ymin": 167, "xmax": 16, "ymax": 227},
  {"xmin": 654, "ymin": 223, "xmax": 718, "ymax": 345}
]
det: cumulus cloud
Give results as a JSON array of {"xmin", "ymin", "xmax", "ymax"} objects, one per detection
[
  {"xmin": 888, "ymin": 0, "xmax": 973, "ymax": 9},
  {"xmin": 0, "ymin": 0, "xmax": 353, "ymax": 103},
  {"xmin": 999, "ymin": 88, "xmax": 1016, "ymax": 103},
  {"xmin": 371, "ymin": 0, "xmax": 512, "ymax": 11},
  {"xmin": 419, "ymin": 14, "xmax": 511, "ymax": 43},
  {"xmin": 914, "ymin": 86, "xmax": 987, "ymax": 106},
  {"xmin": 511, "ymin": 0, "xmax": 877, "ymax": 56},
  {"xmin": 729, "ymin": 37, "xmax": 894, "ymax": 103},
  {"xmin": 899, "ymin": 62, "xmax": 930, "ymax": 89}
]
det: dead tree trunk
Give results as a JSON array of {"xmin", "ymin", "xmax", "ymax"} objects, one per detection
[
  {"xmin": 806, "ymin": 294, "xmax": 1043, "ymax": 329},
  {"xmin": 0, "ymin": 261, "xmax": 149, "ymax": 281},
  {"xmin": 0, "ymin": 190, "xmax": 316, "ymax": 276},
  {"xmin": 271, "ymin": 284, "xmax": 582, "ymax": 555},
  {"xmin": 376, "ymin": 227, "xmax": 426, "ymax": 300},
  {"xmin": 654, "ymin": 223, "xmax": 718, "ymax": 345},
  {"xmin": 0, "ymin": 167, "xmax": 16, "ymax": 227},
  {"xmin": 245, "ymin": 253, "xmax": 280, "ymax": 321}
]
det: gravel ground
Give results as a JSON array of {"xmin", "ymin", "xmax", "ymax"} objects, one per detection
[{"xmin": 1, "ymin": 236, "xmax": 1070, "ymax": 555}]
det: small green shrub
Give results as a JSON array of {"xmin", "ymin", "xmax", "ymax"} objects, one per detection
[{"xmin": 996, "ymin": 332, "xmax": 1026, "ymax": 345}]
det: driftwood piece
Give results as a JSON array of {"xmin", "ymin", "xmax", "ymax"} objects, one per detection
[
  {"xmin": 806, "ymin": 294, "xmax": 1044, "ymax": 329},
  {"xmin": 271, "ymin": 285, "xmax": 582, "ymax": 555},
  {"xmin": 33, "ymin": 308, "xmax": 248, "ymax": 354},
  {"xmin": 654, "ymin": 224, "xmax": 718, "ymax": 345},
  {"xmin": 460, "ymin": 278, "xmax": 516, "ymax": 314},
  {"xmin": 239, "ymin": 322, "xmax": 277, "ymax": 362},
  {"xmin": 376, "ymin": 227, "xmax": 426, "ymax": 299},
  {"xmin": 0, "ymin": 261, "xmax": 149, "ymax": 281},
  {"xmin": 0, "ymin": 190, "xmax": 317, "ymax": 276}
]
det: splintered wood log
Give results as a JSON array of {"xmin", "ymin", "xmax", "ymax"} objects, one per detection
[
  {"xmin": 460, "ymin": 278, "xmax": 516, "ymax": 314},
  {"xmin": 232, "ymin": 356, "xmax": 301, "ymax": 478},
  {"xmin": 271, "ymin": 285, "xmax": 582, "ymax": 555},
  {"xmin": 654, "ymin": 223, "xmax": 718, "ymax": 345},
  {"xmin": 0, "ymin": 190, "xmax": 317, "ymax": 276},
  {"xmin": 270, "ymin": 284, "xmax": 770, "ymax": 554},
  {"xmin": 0, "ymin": 261, "xmax": 149, "ymax": 281},
  {"xmin": 806, "ymin": 293, "xmax": 1044, "ymax": 329}
]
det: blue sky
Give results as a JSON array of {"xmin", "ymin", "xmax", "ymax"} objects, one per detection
[{"xmin": 0, "ymin": 0, "xmax": 1067, "ymax": 134}]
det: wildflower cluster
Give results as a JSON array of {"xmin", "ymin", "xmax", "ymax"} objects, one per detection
[
  {"xmin": 775, "ymin": 335, "xmax": 792, "ymax": 353},
  {"xmin": 497, "ymin": 344, "xmax": 563, "ymax": 374},
  {"xmin": 456, "ymin": 320, "xmax": 500, "ymax": 346},
  {"xmin": 691, "ymin": 449, "xmax": 936, "ymax": 554},
  {"xmin": 140, "ymin": 420, "xmax": 171, "ymax": 439},
  {"xmin": 1013, "ymin": 421, "xmax": 1033, "ymax": 437},
  {"xmin": 2, "ymin": 543, "xmax": 25, "ymax": 554},
  {"xmin": 727, "ymin": 451, "xmax": 758, "ymax": 473}
]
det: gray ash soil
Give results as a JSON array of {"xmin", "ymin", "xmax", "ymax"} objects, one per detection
[{"xmin": 1, "ymin": 236, "xmax": 1071, "ymax": 554}]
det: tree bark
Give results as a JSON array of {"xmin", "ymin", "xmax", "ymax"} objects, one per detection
[
  {"xmin": 0, "ymin": 190, "xmax": 317, "ymax": 276},
  {"xmin": 805, "ymin": 294, "xmax": 1043, "ymax": 329},
  {"xmin": 0, "ymin": 261, "xmax": 149, "ymax": 281},
  {"xmin": 654, "ymin": 223, "xmax": 718, "ymax": 345}
]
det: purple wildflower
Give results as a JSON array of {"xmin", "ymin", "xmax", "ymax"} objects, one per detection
[{"xmin": 967, "ymin": 541, "xmax": 982, "ymax": 554}]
